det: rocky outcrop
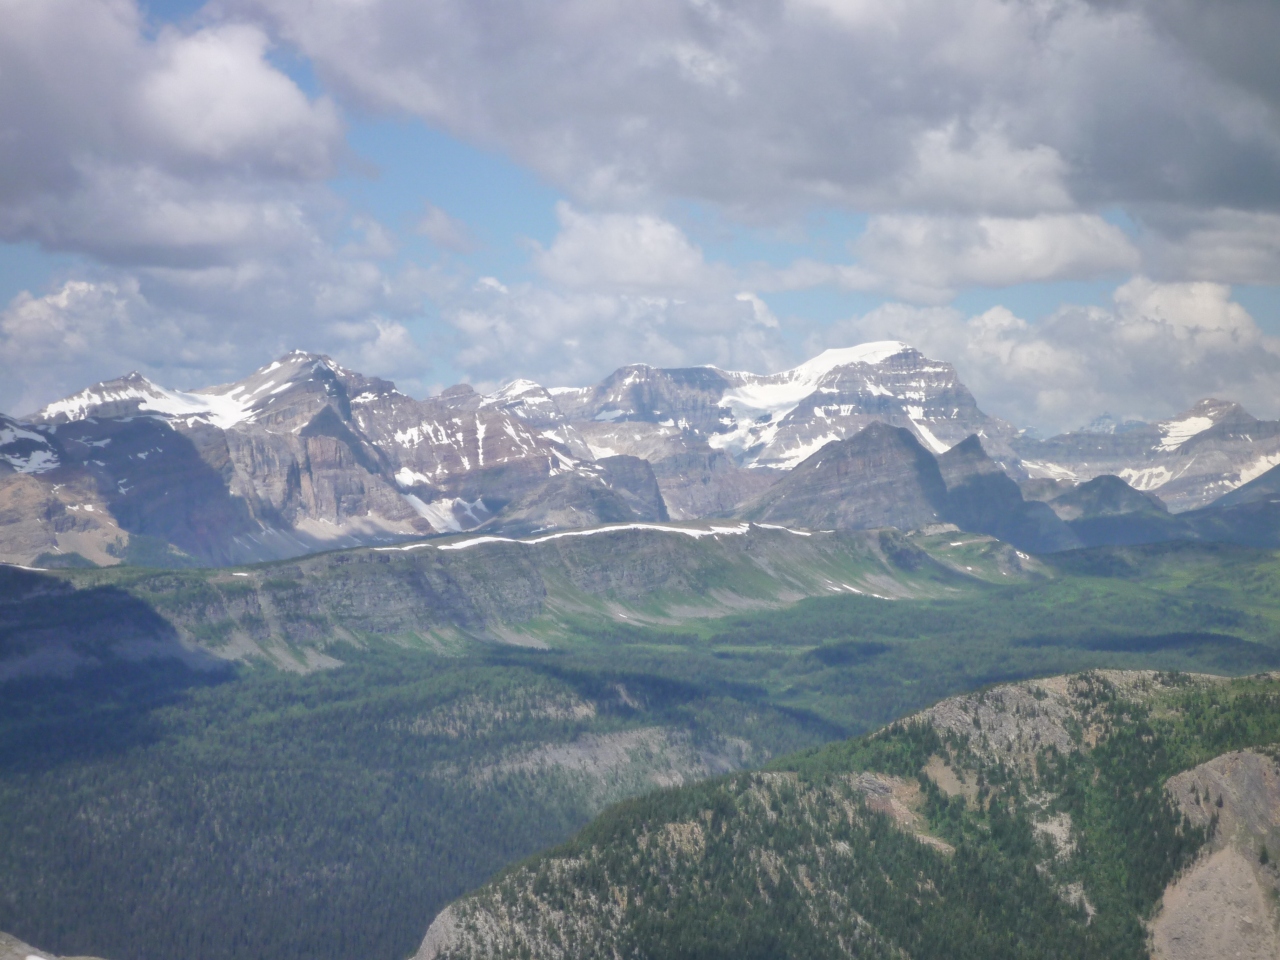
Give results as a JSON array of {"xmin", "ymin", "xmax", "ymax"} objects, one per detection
[
  {"xmin": 1154, "ymin": 750, "xmax": 1280, "ymax": 960},
  {"xmin": 0, "ymin": 471, "xmax": 126, "ymax": 568},
  {"xmin": 0, "ymin": 929, "xmax": 107, "ymax": 960},
  {"xmin": 413, "ymin": 770, "xmax": 924, "ymax": 960}
]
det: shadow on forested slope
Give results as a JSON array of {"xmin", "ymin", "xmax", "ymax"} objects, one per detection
[{"xmin": 0, "ymin": 565, "xmax": 233, "ymax": 771}]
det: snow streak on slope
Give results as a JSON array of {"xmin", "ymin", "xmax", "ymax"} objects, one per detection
[
  {"xmin": 1158, "ymin": 416, "xmax": 1215, "ymax": 451},
  {"xmin": 375, "ymin": 521, "xmax": 813, "ymax": 552},
  {"xmin": 0, "ymin": 418, "xmax": 59, "ymax": 473}
]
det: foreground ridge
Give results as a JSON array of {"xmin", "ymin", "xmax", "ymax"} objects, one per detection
[{"xmin": 417, "ymin": 670, "xmax": 1280, "ymax": 960}]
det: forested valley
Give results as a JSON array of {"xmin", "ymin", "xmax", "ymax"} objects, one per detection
[{"xmin": 4, "ymin": 538, "xmax": 1280, "ymax": 959}]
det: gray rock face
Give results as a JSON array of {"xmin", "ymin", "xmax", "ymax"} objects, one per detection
[
  {"xmin": 739, "ymin": 426, "xmax": 1077, "ymax": 554},
  {"xmin": 740, "ymin": 423, "xmax": 950, "ymax": 532},
  {"xmin": 1155, "ymin": 751, "xmax": 1280, "ymax": 960},
  {"xmin": 483, "ymin": 456, "xmax": 668, "ymax": 537},
  {"xmin": 553, "ymin": 364, "xmax": 735, "ymax": 435},
  {"xmin": 0, "ymin": 413, "xmax": 61, "ymax": 475},
  {"xmin": 649, "ymin": 450, "xmax": 780, "ymax": 520}
]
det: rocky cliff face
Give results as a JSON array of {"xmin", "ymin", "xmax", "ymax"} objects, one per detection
[
  {"xmin": 740, "ymin": 422, "xmax": 951, "ymax": 532},
  {"xmin": 739, "ymin": 425, "xmax": 1078, "ymax": 554},
  {"xmin": 1154, "ymin": 750, "xmax": 1280, "ymax": 960}
]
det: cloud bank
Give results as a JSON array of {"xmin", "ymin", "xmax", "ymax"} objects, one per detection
[{"xmin": 0, "ymin": 0, "xmax": 1277, "ymax": 436}]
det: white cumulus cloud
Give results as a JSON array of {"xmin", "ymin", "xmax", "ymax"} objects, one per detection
[
  {"xmin": 852, "ymin": 213, "xmax": 1141, "ymax": 302},
  {"xmin": 534, "ymin": 204, "xmax": 729, "ymax": 292},
  {"xmin": 0, "ymin": 0, "xmax": 342, "ymax": 263},
  {"xmin": 829, "ymin": 277, "xmax": 1280, "ymax": 433}
]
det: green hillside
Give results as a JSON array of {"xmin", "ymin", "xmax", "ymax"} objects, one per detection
[
  {"xmin": 420, "ymin": 671, "xmax": 1280, "ymax": 960},
  {"xmin": 0, "ymin": 524, "xmax": 999, "ymax": 672},
  {"xmin": 3, "ymin": 535, "xmax": 1280, "ymax": 960}
]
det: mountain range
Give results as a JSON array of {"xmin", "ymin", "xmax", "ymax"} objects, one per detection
[{"xmin": 5, "ymin": 341, "xmax": 1280, "ymax": 567}]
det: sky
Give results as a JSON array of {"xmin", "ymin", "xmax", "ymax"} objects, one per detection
[{"xmin": 1, "ymin": 0, "xmax": 1278, "ymax": 434}]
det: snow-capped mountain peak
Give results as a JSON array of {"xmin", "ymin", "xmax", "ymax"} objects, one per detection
[
  {"xmin": 704, "ymin": 341, "xmax": 997, "ymax": 468},
  {"xmin": 12, "ymin": 342, "xmax": 1280, "ymax": 567},
  {"xmin": 712, "ymin": 342, "xmax": 914, "ymax": 430},
  {"xmin": 786, "ymin": 341, "xmax": 911, "ymax": 382},
  {"xmin": 490, "ymin": 379, "xmax": 545, "ymax": 401},
  {"xmin": 34, "ymin": 371, "xmax": 258, "ymax": 429}
]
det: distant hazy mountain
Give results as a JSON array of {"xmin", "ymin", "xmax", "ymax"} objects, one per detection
[
  {"xmin": 1015, "ymin": 398, "xmax": 1280, "ymax": 511},
  {"xmin": 740, "ymin": 422, "xmax": 951, "ymax": 533}
]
